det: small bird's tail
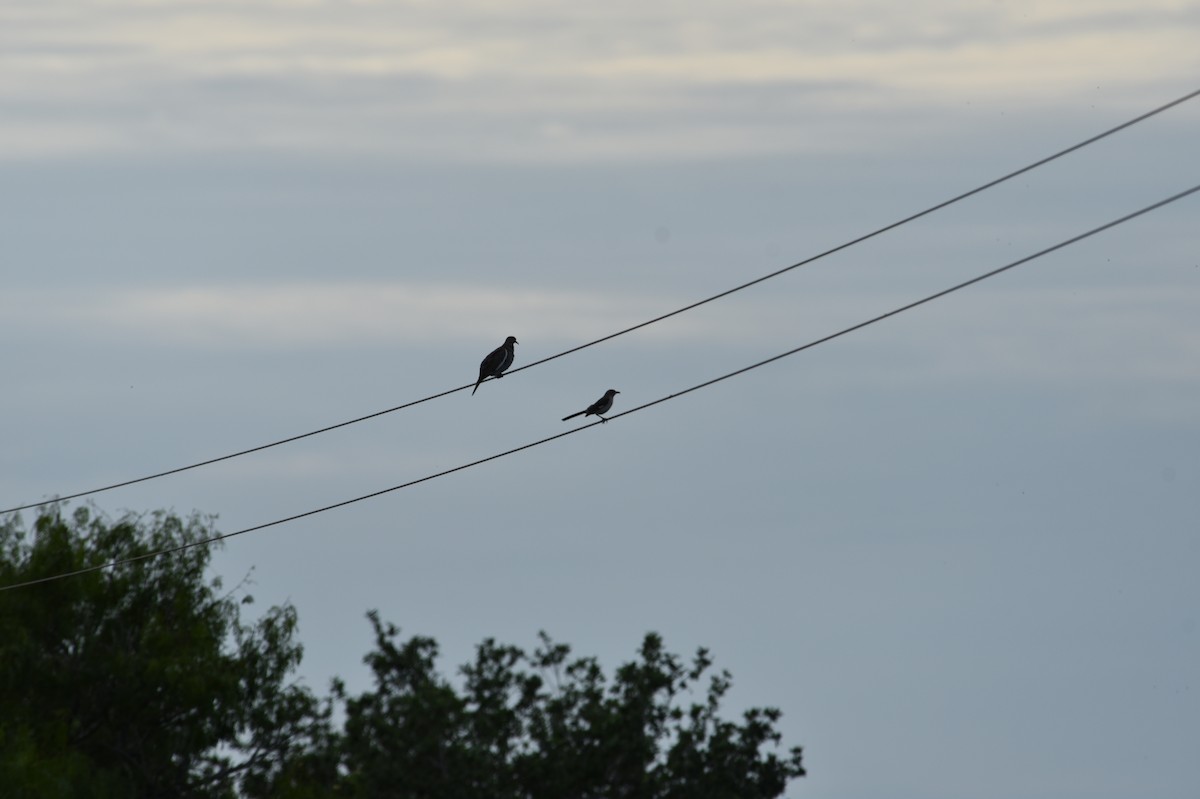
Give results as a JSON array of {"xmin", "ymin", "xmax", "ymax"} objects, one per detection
[
  {"xmin": 471, "ymin": 380, "xmax": 482, "ymax": 396},
  {"xmin": 562, "ymin": 410, "xmax": 585, "ymax": 421}
]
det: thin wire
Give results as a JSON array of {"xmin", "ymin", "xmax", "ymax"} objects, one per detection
[
  {"xmin": 4, "ymin": 87, "xmax": 1198, "ymax": 516},
  {"xmin": 3, "ymin": 182, "xmax": 1195, "ymax": 592},
  {"xmin": 508, "ymin": 88, "xmax": 1200, "ymax": 374}
]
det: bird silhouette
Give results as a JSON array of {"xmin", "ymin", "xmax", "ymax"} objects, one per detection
[
  {"xmin": 562, "ymin": 389, "xmax": 620, "ymax": 422},
  {"xmin": 472, "ymin": 336, "xmax": 518, "ymax": 395}
]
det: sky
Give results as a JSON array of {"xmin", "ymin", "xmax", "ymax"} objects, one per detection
[{"xmin": 3, "ymin": 2, "xmax": 1199, "ymax": 797}]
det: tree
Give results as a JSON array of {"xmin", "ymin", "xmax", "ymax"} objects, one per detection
[
  {"xmin": 271, "ymin": 613, "xmax": 805, "ymax": 799},
  {"xmin": 0, "ymin": 506, "xmax": 323, "ymax": 799},
  {"xmin": 1, "ymin": 506, "xmax": 805, "ymax": 798}
]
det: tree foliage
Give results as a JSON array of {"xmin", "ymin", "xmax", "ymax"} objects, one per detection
[
  {"xmin": 0, "ymin": 507, "xmax": 805, "ymax": 798},
  {"xmin": 270, "ymin": 615, "xmax": 805, "ymax": 799},
  {"xmin": 0, "ymin": 507, "xmax": 322, "ymax": 798}
]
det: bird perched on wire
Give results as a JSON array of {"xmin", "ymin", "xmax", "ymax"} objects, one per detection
[
  {"xmin": 562, "ymin": 389, "xmax": 620, "ymax": 423},
  {"xmin": 472, "ymin": 336, "xmax": 518, "ymax": 395}
]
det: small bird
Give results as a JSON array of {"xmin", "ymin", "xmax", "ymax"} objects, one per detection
[
  {"xmin": 472, "ymin": 336, "xmax": 518, "ymax": 395},
  {"xmin": 562, "ymin": 389, "xmax": 620, "ymax": 423}
]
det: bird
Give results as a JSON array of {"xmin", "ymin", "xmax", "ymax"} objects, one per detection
[
  {"xmin": 562, "ymin": 389, "xmax": 620, "ymax": 422},
  {"xmin": 472, "ymin": 336, "xmax": 518, "ymax": 395}
]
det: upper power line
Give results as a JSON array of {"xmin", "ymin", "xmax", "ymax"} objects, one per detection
[
  {"xmin": 4, "ymin": 180, "xmax": 1196, "ymax": 592},
  {"xmin": 3, "ymin": 87, "xmax": 1197, "ymax": 516}
]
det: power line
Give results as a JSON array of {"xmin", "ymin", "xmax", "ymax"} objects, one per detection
[
  {"xmin": 4, "ymin": 181, "xmax": 1195, "ymax": 593},
  {"xmin": 3, "ymin": 87, "xmax": 1197, "ymax": 516}
]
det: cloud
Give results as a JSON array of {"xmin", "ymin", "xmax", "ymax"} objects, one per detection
[
  {"xmin": 6, "ymin": 277, "xmax": 1197, "ymax": 403},
  {"xmin": 0, "ymin": 282, "xmax": 709, "ymax": 349},
  {"xmin": 1, "ymin": 0, "xmax": 1195, "ymax": 161}
]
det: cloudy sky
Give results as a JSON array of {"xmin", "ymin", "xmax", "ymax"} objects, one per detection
[{"xmin": 3, "ymin": 2, "xmax": 1199, "ymax": 797}]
